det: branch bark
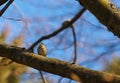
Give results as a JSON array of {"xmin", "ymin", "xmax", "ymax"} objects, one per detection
[
  {"xmin": 77, "ymin": 0, "xmax": 120, "ymax": 37},
  {"xmin": 0, "ymin": 44, "xmax": 120, "ymax": 83}
]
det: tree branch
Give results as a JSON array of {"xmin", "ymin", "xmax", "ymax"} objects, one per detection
[
  {"xmin": 0, "ymin": 44, "xmax": 120, "ymax": 83},
  {"xmin": 77, "ymin": 0, "xmax": 120, "ymax": 38},
  {"xmin": 28, "ymin": 8, "xmax": 86, "ymax": 51},
  {"xmin": 0, "ymin": 0, "xmax": 14, "ymax": 17}
]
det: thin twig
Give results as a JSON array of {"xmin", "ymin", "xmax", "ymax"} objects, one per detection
[
  {"xmin": 28, "ymin": 7, "xmax": 86, "ymax": 51},
  {"xmin": 39, "ymin": 71, "xmax": 47, "ymax": 83},
  {"xmin": 71, "ymin": 25, "xmax": 77, "ymax": 64},
  {"xmin": 0, "ymin": 0, "xmax": 14, "ymax": 17},
  {"xmin": 56, "ymin": 8, "xmax": 86, "ymax": 83},
  {"xmin": 2, "ymin": 16, "xmax": 22, "ymax": 21},
  {"xmin": 62, "ymin": 20, "xmax": 77, "ymax": 64},
  {"xmin": 57, "ymin": 77, "xmax": 63, "ymax": 83}
]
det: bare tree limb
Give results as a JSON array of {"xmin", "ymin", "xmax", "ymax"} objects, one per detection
[
  {"xmin": 77, "ymin": 0, "xmax": 120, "ymax": 38},
  {"xmin": 0, "ymin": 44, "xmax": 120, "ymax": 83}
]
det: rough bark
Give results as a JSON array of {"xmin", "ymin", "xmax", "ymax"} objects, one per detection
[
  {"xmin": 0, "ymin": 44, "xmax": 120, "ymax": 83},
  {"xmin": 77, "ymin": 0, "xmax": 120, "ymax": 37},
  {"xmin": 1, "ymin": 0, "xmax": 120, "ymax": 83}
]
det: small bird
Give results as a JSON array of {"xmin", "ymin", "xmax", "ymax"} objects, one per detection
[
  {"xmin": 37, "ymin": 43, "xmax": 47, "ymax": 57},
  {"xmin": 0, "ymin": 0, "xmax": 8, "ymax": 6}
]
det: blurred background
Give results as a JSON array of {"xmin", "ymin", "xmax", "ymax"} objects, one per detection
[{"xmin": 0, "ymin": 0, "xmax": 120, "ymax": 83}]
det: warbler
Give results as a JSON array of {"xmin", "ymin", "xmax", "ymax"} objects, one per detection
[{"xmin": 37, "ymin": 43, "xmax": 47, "ymax": 56}]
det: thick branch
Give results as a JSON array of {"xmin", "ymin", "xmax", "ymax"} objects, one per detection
[
  {"xmin": 77, "ymin": 0, "xmax": 120, "ymax": 37},
  {"xmin": 0, "ymin": 44, "xmax": 120, "ymax": 83}
]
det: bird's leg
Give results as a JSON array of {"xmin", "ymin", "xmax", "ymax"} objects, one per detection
[{"xmin": 0, "ymin": 0, "xmax": 14, "ymax": 17}]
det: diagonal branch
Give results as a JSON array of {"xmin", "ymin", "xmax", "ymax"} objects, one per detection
[
  {"xmin": 28, "ymin": 8, "xmax": 86, "ymax": 51},
  {"xmin": 0, "ymin": 44, "xmax": 120, "ymax": 83},
  {"xmin": 0, "ymin": 0, "xmax": 14, "ymax": 17},
  {"xmin": 77, "ymin": 0, "xmax": 120, "ymax": 38}
]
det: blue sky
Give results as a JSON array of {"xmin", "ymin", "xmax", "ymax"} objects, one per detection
[
  {"xmin": 0, "ymin": 0, "xmax": 120, "ymax": 83},
  {"xmin": 0, "ymin": 0, "xmax": 120, "ymax": 69}
]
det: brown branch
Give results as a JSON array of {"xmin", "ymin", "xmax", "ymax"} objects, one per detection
[
  {"xmin": 28, "ymin": 8, "xmax": 86, "ymax": 51},
  {"xmin": 77, "ymin": 0, "xmax": 120, "ymax": 38},
  {"xmin": 62, "ymin": 20, "xmax": 77, "ymax": 64},
  {"xmin": 39, "ymin": 71, "xmax": 47, "ymax": 83},
  {"xmin": 1, "ymin": 44, "xmax": 120, "ymax": 83},
  {"xmin": 71, "ymin": 24, "xmax": 77, "ymax": 64}
]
